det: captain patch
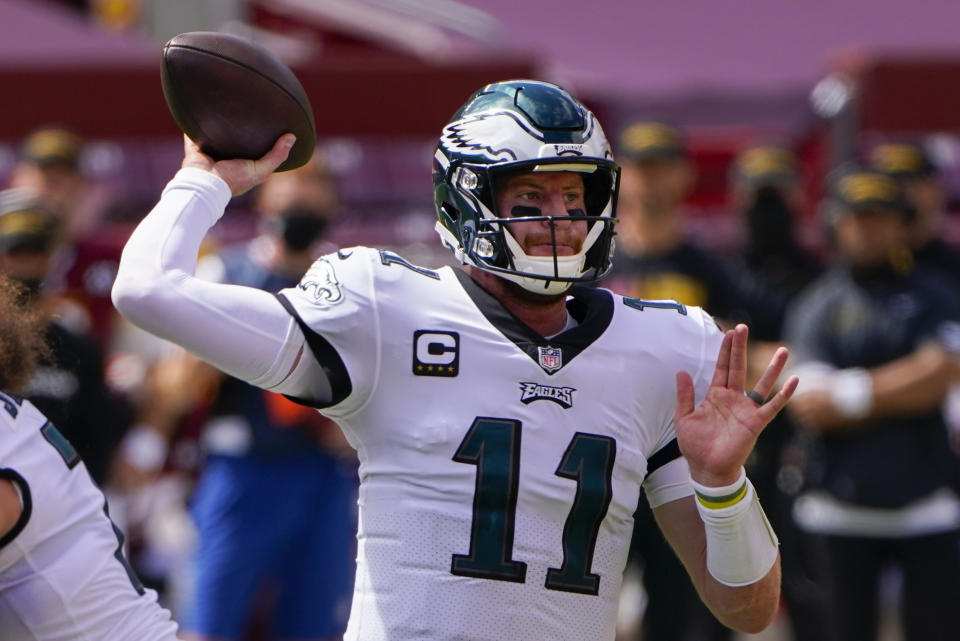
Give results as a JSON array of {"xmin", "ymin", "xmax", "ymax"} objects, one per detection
[{"xmin": 413, "ymin": 330, "xmax": 460, "ymax": 377}]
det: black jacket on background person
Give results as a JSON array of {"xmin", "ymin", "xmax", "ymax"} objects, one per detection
[
  {"xmin": 784, "ymin": 263, "xmax": 960, "ymax": 508},
  {"xmin": 23, "ymin": 319, "xmax": 124, "ymax": 485},
  {"xmin": 607, "ymin": 242, "xmax": 789, "ymax": 334}
]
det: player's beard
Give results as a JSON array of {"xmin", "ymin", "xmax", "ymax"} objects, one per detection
[{"xmin": 519, "ymin": 220, "xmax": 585, "ymax": 259}]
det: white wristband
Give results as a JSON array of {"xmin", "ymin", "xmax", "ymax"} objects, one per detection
[
  {"xmin": 829, "ymin": 367, "xmax": 873, "ymax": 419},
  {"xmin": 690, "ymin": 467, "xmax": 748, "ymax": 509},
  {"xmin": 694, "ymin": 475, "xmax": 779, "ymax": 586}
]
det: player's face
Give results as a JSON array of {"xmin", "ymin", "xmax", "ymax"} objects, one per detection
[
  {"xmin": 833, "ymin": 208, "xmax": 906, "ymax": 267},
  {"xmin": 618, "ymin": 158, "xmax": 692, "ymax": 221},
  {"xmin": 11, "ymin": 164, "xmax": 83, "ymax": 218},
  {"xmin": 902, "ymin": 176, "xmax": 946, "ymax": 237},
  {"xmin": 496, "ymin": 171, "xmax": 588, "ymax": 256}
]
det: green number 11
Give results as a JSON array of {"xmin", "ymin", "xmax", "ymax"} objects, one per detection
[{"xmin": 451, "ymin": 417, "xmax": 616, "ymax": 596}]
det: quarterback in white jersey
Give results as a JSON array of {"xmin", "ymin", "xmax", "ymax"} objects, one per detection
[
  {"xmin": 112, "ymin": 80, "xmax": 797, "ymax": 640},
  {"xmin": 277, "ymin": 247, "xmax": 721, "ymax": 640}
]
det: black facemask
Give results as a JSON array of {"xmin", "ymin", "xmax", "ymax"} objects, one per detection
[
  {"xmin": 744, "ymin": 186, "xmax": 796, "ymax": 253},
  {"xmin": 275, "ymin": 206, "xmax": 329, "ymax": 252}
]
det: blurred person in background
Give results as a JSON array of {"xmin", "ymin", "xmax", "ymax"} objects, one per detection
[
  {"xmin": 785, "ymin": 167, "xmax": 960, "ymax": 641},
  {"xmin": 129, "ymin": 153, "xmax": 357, "ymax": 641},
  {"xmin": 605, "ymin": 122, "xmax": 785, "ymax": 333},
  {"xmin": 726, "ymin": 145, "xmax": 829, "ymax": 641},
  {"xmin": 607, "ymin": 121, "xmax": 734, "ymax": 641},
  {"xmin": 0, "ymin": 189, "xmax": 124, "ymax": 487},
  {"xmin": 0, "ymin": 271, "xmax": 182, "ymax": 641},
  {"xmin": 728, "ymin": 145, "xmax": 821, "ymax": 340},
  {"xmin": 870, "ymin": 139, "xmax": 960, "ymax": 537},
  {"xmin": 7, "ymin": 126, "xmax": 119, "ymax": 345},
  {"xmin": 604, "ymin": 122, "xmax": 711, "ymax": 305},
  {"xmin": 9, "ymin": 127, "xmax": 95, "ymax": 240},
  {"xmin": 869, "ymin": 141, "xmax": 960, "ymax": 288}
]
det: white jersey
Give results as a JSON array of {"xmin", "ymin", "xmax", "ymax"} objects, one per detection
[
  {"xmin": 278, "ymin": 247, "xmax": 723, "ymax": 641},
  {"xmin": 0, "ymin": 394, "xmax": 179, "ymax": 641}
]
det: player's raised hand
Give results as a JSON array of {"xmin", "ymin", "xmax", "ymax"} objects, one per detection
[
  {"xmin": 181, "ymin": 133, "xmax": 296, "ymax": 196},
  {"xmin": 674, "ymin": 324, "xmax": 799, "ymax": 487}
]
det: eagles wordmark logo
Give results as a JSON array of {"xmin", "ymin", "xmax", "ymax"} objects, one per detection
[
  {"xmin": 552, "ymin": 144, "xmax": 584, "ymax": 156},
  {"xmin": 519, "ymin": 382, "xmax": 576, "ymax": 409}
]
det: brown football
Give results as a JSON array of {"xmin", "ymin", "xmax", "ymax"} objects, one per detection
[{"xmin": 160, "ymin": 31, "xmax": 315, "ymax": 172}]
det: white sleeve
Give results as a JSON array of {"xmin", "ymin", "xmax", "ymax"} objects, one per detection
[
  {"xmin": 275, "ymin": 248, "xmax": 381, "ymax": 417},
  {"xmin": 690, "ymin": 307, "xmax": 724, "ymax": 404},
  {"xmin": 111, "ymin": 167, "xmax": 330, "ymax": 400},
  {"xmin": 642, "ymin": 306, "xmax": 724, "ymax": 507},
  {"xmin": 644, "ymin": 456, "xmax": 694, "ymax": 508}
]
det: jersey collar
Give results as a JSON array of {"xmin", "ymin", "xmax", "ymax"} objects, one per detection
[{"xmin": 453, "ymin": 269, "xmax": 614, "ymax": 375}]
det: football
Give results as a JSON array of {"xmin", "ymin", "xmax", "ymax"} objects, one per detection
[{"xmin": 160, "ymin": 31, "xmax": 316, "ymax": 172}]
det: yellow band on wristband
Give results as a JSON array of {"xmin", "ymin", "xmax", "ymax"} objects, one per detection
[{"xmin": 695, "ymin": 481, "xmax": 748, "ymax": 509}]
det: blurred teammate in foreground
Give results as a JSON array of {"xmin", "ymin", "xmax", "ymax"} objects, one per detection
[{"xmin": 0, "ymin": 272, "xmax": 181, "ymax": 641}]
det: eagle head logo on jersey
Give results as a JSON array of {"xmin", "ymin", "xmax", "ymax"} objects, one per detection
[{"xmin": 298, "ymin": 257, "xmax": 343, "ymax": 305}]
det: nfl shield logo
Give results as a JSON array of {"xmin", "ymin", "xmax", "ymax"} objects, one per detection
[{"xmin": 538, "ymin": 346, "xmax": 563, "ymax": 373}]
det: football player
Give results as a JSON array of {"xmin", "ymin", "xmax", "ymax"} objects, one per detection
[
  {"xmin": 113, "ymin": 80, "xmax": 797, "ymax": 640},
  {"xmin": 0, "ymin": 273, "xmax": 181, "ymax": 641}
]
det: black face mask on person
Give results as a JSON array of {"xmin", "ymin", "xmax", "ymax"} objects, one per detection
[
  {"xmin": 272, "ymin": 205, "xmax": 329, "ymax": 253},
  {"xmin": 744, "ymin": 186, "xmax": 796, "ymax": 252}
]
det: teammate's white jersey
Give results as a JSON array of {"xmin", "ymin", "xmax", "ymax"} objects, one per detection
[
  {"xmin": 278, "ymin": 247, "xmax": 723, "ymax": 641},
  {"xmin": 0, "ymin": 394, "xmax": 180, "ymax": 641}
]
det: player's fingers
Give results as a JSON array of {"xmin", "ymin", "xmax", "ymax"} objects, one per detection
[
  {"xmin": 726, "ymin": 324, "xmax": 749, "ymax": 393},
  {"xmin": 181, "ymin": 134, "xmax": 215, "ymax": 170},
  {"xmin": 750, "ymin": 346, "xmax": 790, "ymax": 400},
  {"xmin": 248, "ymin": 133, "xmax": 296, "ymax": 180},
  {"xmin": 755, "ymin": 374, "xmax": 799, "ymax": 425},
  {"xmin": 675, "ymin": 371, "xmax": 696, "ymax": 419},
  {"xmin": 264, "ymin": 133, "xmax": 296, "ymax": 166},
  {"xmin": 710, "ymin": 330, "xmax": 733, "ymax": 389},
  {"xmin": 183, "ymin": 134, "xmax": 200, "ymax": 153}
]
